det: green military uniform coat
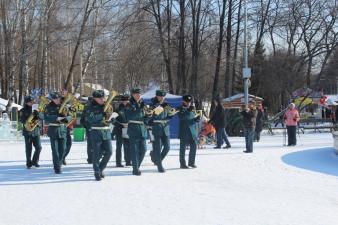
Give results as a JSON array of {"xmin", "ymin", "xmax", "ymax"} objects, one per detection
[
  {"xmin": 44, "ymin": 101, "xmax": 72, "ymax": 171},
  {"xmin": 85, "ymin": 99, "xmax": 112, "ymax": 175},
  {"xmin": 19, "ymin": 105, "xmax": 42, "ymax": 167},
  {"xmin": 125, "ymin": 97, "xmax": 148, "ymax": 173},
  {"xmin": 177, "ymin": 105, "xmax": 199, "ymax": 167}
]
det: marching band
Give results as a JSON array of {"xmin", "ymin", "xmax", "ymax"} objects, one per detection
[{"xmin": 19, "ymin": 89, "xmax": 201, "ymax": 181}]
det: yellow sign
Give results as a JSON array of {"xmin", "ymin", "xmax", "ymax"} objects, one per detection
[{"xmin": 294, "ymin": 97, "xmax": 312, "ymax": 106}]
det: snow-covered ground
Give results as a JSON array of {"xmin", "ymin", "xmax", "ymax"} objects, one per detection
[{"xmin": 0, "ymin": 132, "xmax": 337, "ymax": 225}]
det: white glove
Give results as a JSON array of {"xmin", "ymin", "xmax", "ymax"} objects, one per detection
[
  {"xmin": 57, "ymin": 117, "xmax": 65, "ymax": 121},
  {"xmin": 108, "ymin": 112, "xmax": 119, "ymax": 121}
]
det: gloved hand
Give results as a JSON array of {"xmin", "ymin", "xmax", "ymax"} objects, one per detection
[
  {"xmin": 161, "ymin": 102, "xmax": 168, "ymax": 107},
  {"xmin": 32, "ymin": 110, "xmax": 39, "ymax": 118},
  {"xmin": 61, "ymin": 118, "xmax": 68, "ymax": 123},
  {"xmin": 140, "ymin": 101, "xmax": 145, "ymax": 108},
  {"xmin": 293, "ymin": 118, "xmax": 297, "ymax": 122},
  {"xmin": 108, "ymin": 112, "xmax": 119, "ymax": 121},
  {"xmin": 57, "ymin": 117, "xmax": 65, "ymax": 121}
]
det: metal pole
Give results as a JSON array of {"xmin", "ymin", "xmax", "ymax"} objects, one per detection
[{"xmin": 243, "ymin": 0, "xmax": 250, "ymax": 107}]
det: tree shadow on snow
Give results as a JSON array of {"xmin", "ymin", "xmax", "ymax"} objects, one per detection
[
  {"xmin": 0, "ymin": 163, "xmax": 98, "ymax": 186},
  {"xmin": 281, "ymin": 147, "xmax": 338, "ymax": 177}
]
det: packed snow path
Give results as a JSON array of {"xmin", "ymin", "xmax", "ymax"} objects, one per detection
[{"xmin": 0, "ymin": 133, "xmax": 337, "ymax": 225}]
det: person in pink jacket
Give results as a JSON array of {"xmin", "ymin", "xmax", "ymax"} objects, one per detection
[{"xmin": 284, "ymin": 103, "xmax": 300, "ymax": 146}]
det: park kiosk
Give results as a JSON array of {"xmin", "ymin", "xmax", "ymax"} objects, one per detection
[{"xmin": 222, "ymin": 93, "xmax": 264, "ymax": 109}]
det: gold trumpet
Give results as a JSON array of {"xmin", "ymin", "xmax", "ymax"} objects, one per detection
[
  {"xmin": 164, "ymin": 105, "xmax": 179, "ymax": 116},
  {"xmin": 194, "ymin": 109, "xmax": 203, "ymax": 118}
]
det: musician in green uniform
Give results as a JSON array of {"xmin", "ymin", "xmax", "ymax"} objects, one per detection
[
  {"xmin": 84, "ymin": 90, "xmax": 113, "ymax": 181},
  {"xmin": 112, "ymin": 94, "xmax": 131, "ymax": 167},
  {"xmin": 44, "ymin": 92, "xmax": 72, "ymax": 174},
  {"xmin": 125, "ymin": 88, "xmax": 148, "ymax": 176},
  {"xmin": 149, "ymin": 90, "xmax": 174, "ymax": 173},
  {"xmin": 177, "ymin": 95, "xmax": 200, "ymax": 169},
  {"xmin": 80, "ymin": 97, "xmax": 94, "ymax": 164},
  {"xmin": 19, "ymin": 96, "xmax": 42, "ymax": 169}
]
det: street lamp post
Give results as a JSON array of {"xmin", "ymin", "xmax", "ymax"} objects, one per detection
[{"xmin": 243, "ymin": 0, "xmax": 251, "ymax": 107}]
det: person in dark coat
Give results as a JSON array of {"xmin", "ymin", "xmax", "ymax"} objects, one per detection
[
  {"xmin": 84, "ymin": 90, "xmax": 113, "ymax": 181},
  {"xmin": 148, "ymin": 90, "xmax": 174, "ymax": 173},
  {"xmin": 112, "ymin": 94, "xmax": 131, "ymax": 167},
  {"xmin": 44, "ymin": 92, "xmax": 72, "ymax": 174},
  {"xmin": 240, "ymin": 101, "xmax": 257, "ymax": 153},
  {"xmin": 60, "ymin": 91, "xmax": 73, "ymax": 166},
  {"xmin": 19, "ymin": 96, "xmax": 42, "ymax": 169},
  {"xmin": 80, "ymin": 97, "xmax": 94, "ymax": 164},
  {"xmin": 210, "ymin": 98, "xmax": 231, "ymax": 149},
  {"xmin": 178, "ymin": 95, "xmax": 200, "ymax": 168},
  {"xmin": 254, "ymin": 103, "xmax": 264, "ymax": 142},
  {"xmin": 125, "ymin": 88, "xmax": 149, "ymax": 176}
]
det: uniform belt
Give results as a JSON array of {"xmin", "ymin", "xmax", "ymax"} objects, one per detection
[
  {"xmin": 116, "ymin": 121, "xmax": 128, "ymax": 128},
  {"xmin": 129, "ymin": 120, "xmax": 144, "ymax": 125},
  {"xmin": 91, "ymin": 126, "xmax": 110, "ymax": 130},
  {"xmin": 49, "ymin": 123, "xmax": 62, "ymax": 127},
  {"xmin": 153, "ymin": 120, "xmax": 169, "ymax": 124}
]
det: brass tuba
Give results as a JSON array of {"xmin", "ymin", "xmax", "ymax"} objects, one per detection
[
  {"xmin": 24, "ymin": 96, "xmax": 50, "ymax": 132},
  {"xmin": 66, "ymin": 95, "xmax": 84, "ymax": 127},
  {"xmin": 59, "ymin": 93, "xmax": 73, "ymax": 116},
  {"xmin": 103, "ymin": 90, "xmax": 118, "ymax": 124}
]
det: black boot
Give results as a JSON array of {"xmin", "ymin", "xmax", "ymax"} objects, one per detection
[
  {"xmin": 32, "ymin": 162, "xmax": 40, "ymax": 168},
  {"xmin": 132, "ymin": 170, "xmax": 142, "ymax": 176},
  {"xmin": 180, "ymin": 164, "xmax": 189, "ymax": 169},
  {"xmin": 55, "ymin": 168, "xmax": 62, "ymax": 174},
  {"xmin": 100, "ymin": 171, "xmax": 105, "ymax": 178},
  {"xmin": 62, "ymin": 159, "xmax": 67, "ymax": 165},
  {"xmin": 188, "ymin": 164, "xmax": 197, "ymax": 168},
  {"xmin": 116, "ymin": 163, "xmax": 124, "ymax": 168},
  {"xmin": 94, "ymin": 173, "xmax": 102, "ymax": 181},
  {"xmin": 158, "ymin": 166, "xmax": 166, "ymax": 173},
  {"xmin": 26, "ymin": 161, "xmax": 33, "ymax": 169}
]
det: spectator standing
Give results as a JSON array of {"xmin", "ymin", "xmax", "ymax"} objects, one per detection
[
  {"xmin": 283, "ymin": 103, "xmax": 300, "ymax": 146},
  {"xmin": 241, "ymin": 101, "xmax": 258, "ymax": 153},
  {"xmin": 254, "ymin": 104, "xmax": 265, "ymax": 142}
]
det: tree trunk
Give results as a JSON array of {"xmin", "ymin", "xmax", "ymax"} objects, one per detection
[
  {"xmin": 211, "ymin": 0, "xmax": 227, "ymax": 100},
  {"xmin": 176, "ymin": 0, "xmax": 187, "ymax": 94},
  {"xmin": 231, "ymin": 0, "xmax": 242, "ymax": 95},
  {"xmin": 1, "ymin": 0, "xmax": 11, "ymax": 99},
  {"xmin": 64, "ymin": 0, "xmax": 96, "ymax": 92},
  {"xmin": 149, "ymin": 0, "xmax": 174, "ymax": 94},
  {"xmin": 225, "ymin": 0, "xmax": 233, "ymax": 97},
  {"xmin": 19, "ymin": 8, "xmax": 30, "ymax": 104},
  {"xmin": 189, "ymin": 0, "xmax": 202, "ymax": 97}
]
